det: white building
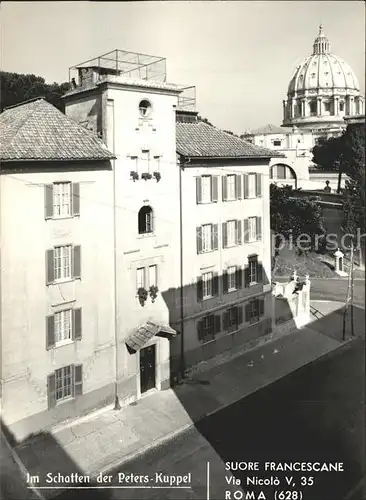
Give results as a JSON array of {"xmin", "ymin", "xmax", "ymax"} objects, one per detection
[{"xmin": 243, "ymin": 25, "xmax": 364, "ymax": 191}]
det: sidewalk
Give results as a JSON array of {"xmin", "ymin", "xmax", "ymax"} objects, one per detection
[{"xmin": 14, "ymin": 314, "xmax": 348, "ymax": 499}]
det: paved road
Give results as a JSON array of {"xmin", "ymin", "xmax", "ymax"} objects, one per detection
[
  {"xmin": 56, "ymin": 338, "xmax": 365, "ymax": 500},
  {"xmin": 310, "ymin": 278, "xmax": 365, "ymax": 308}
]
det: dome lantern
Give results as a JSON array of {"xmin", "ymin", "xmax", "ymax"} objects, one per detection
[{"xmin": 313, "ymin": 24, "xmax": 331, "ymax": 55}]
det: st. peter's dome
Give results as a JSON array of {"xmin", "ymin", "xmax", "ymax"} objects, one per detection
[{"xmin": 282, "ymin": 25, "xmax": 364, "ymax": 130}]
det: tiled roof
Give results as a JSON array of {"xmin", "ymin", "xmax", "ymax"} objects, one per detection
[
  {"xmin": 176, "ymin": 121, "xmax": 283, "ymax": 158},
  {"xmin": 248, "ymin": 124, "xmax": 290, "ymax": 135},
  {"xmin": 0, "ymin": 98, "xmax": 115, "ymax": 162}
]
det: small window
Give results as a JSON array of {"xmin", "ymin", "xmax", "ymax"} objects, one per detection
[
  {"xmin": 138, "ymin": 206, "xmax": 153, "ymax": 234},
  {"xmin": 311, "ymin": 73, "xmax": 316, "ymax": 78},
  {"xmin": 227, "ymin": 266, "xmax": 237, "ymax": 291},
  {"xmin": 54, "ymin": 245, "xmax": 72, "ymax": 281},
  {"xmin": 273, "ymin": 140, "xmax": 282, "ymax": 147},
  {"xmin": 248, "ymin": 257, "xmax": 258, "ymax": 285},
  {"xmin": 139, "ymin": 99, "xmax": 152, "ymax": 117},
  {"xmin": 202, "ymin": 272, "xmax": 213, "ymax": 299},
  {"xmin": 55, "ymin": 365, "xmax": 73, "ymax": 401},
  {"xmin": 54, "ymin": 309, "xmax": 72, "ymax": 344}
]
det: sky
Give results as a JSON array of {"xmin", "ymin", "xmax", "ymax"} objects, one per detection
[{"xmin": 1, "ymin": 1, "xmax": 365, "ymax": 134}]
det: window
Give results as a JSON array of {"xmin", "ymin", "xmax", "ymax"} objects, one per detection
[
  {"xmin": 138, "ymin": 206, "xmax": 153, "ymax": 234},
  {"xmin": 197, "ymin": 271, "xmax": 218, "ymax": 301},
  {"xmin": 149, "ymin": 265, "xmax": 157, "ymax": 287},
  {"xmin": 324, "ymin": 102, "xmax": 331, "ymax": 112},
  {"xmin": 248, "ymin": 217, "xmax": 257, "ymax": 242},
  {"xmin": 197, "ymin": 314, "xmax": 220, "ymax": 343},
  {"xmin": 339, "ymin": 102, "xmax": 345, "ymax": 112},
  {"xmin": 249, "ymin": 257, "xmax": 258, "ymax": 284},
  {"xmin": 247, "ymin": 173, "xmax": 257, "ymax": 198},
  {"xmin": 139, "ymin": 99, "xmax": 152, "ymax": 117},
  {"xmin": 48, "ymin": 364, "xmax": 83, "ymax": 408},
  {"xmin": 273, "ymin": 140, "xmax": 282, "ymax": 147},
  {"xmin": 227, "ymin": 220, "xmax": 236, "ymax": 247},
  {"xmin": 136, "ymin": 267, "xmax": 145, "ymax": 289},
  {"xmin": 54, "ymin": 309, "xmax": 72, "ymax": 344},
  {"xmin": 311, "ymin": 73, "xmax": 316, "ymax": 78},
  {"xmin": 277, "ymin": 165, "xmax": 286, "ymax": 179},
  {"xmin": 245, "ymin": 298, "xmax": 265, "ymax": 324},
  {"xmin": 54, "ymin": 245, "xmax": 72, "ymax": 281},
  {"xmin": 226, "ymin": 175, "xmax": 236, "ymax": 200},
  {"xmin": 227, "ymin": 266, "xmax": 237, "ymax": 291},
  {"xmin": 45, "ymin": 182, "xmax": 80, "ymax": 219},
  {"xmin": 196, "ymin": 176, "xmax": 219, "ymax": 204},
  {"xmin": 55, "ymin": 365, "xmax": 73, "ymax": 401},
  {"xmin": 202, "ymin": 272, "xmax": 213, "ymax": 299},
  {"xmin": 46, "ymin": 308, "xmax": 82, "ymax": 349},
  {"xmin": 46, "ymin": 245, "xmax": 81, "ymax": 285},
  {"xmin": 310, "ymin": 101, "xmax": 317, "ymax": 115},
  {"xmin": 243, "ymin": 217, "xmax": 262, "ymax": 243},
  {"xmin": 140, "ymin": 150, "xmax": 150, "ymax": 173},
  {"xmin": 222, "ymin": 175, "xmax": 242, "ymax": 201},
  {"xmin": 136, "ymin": 264, "xmax": 158, "ymax": 291},
  {"xmin": 223, "ymin": 306, "xmax": 243, "ymax": 333},
  {"xmin": 197, "ymin": 224, "xmax": 218, "ymax": 254}
]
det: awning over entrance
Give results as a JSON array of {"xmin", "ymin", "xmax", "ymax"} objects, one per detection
[{"xmin": 125, "ymin": 321, "xmax": 177, "ymax": 354}]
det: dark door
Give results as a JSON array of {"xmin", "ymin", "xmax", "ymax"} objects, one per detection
[{"xmin": 140, "ymin": 344, "xmax": 156, "ymax": 394}]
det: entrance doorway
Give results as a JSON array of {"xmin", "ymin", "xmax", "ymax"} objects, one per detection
[{"xmin": 140, "ymin": 344, "xmax": 156, "ymax": 394}]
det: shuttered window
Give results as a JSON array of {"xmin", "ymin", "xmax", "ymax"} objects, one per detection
[
  {"xmin": 226, "ymin": 175, "xmax": 236, "ymax": 200},
  {"xmin": 223, "ymin": 306, "xmax": 244, "ymax": 333},
  {"xmin": 46, "ymin": 308, "xmax": 82, "ymax": 349},
  {"xmin": 197, "ymin": 314, "xmax": 220, "ymax": 343},
  {"xmin": 46, "ymin": 246, "xmax": 81, "ymax": 285},
  {"xmin": 245, "ymin": 298, "xmax": 265, "ymax": 324},
  {"xmin": 48, "ymin": 364, "xmax": 83, "ymax": 408},
  {"xmin": 227, "ymin": 266, "xmax": 236, "ymax": 291},
  {"xmin": 196, "ymin": 176, "xmax": 219, "ymax": 204},
  {"xmin": 202, "ymin": 272, "xmax": 213, "ymax": 299},
  {"xmin": 45, "ymin": 182, "xmax": 80, "ymax": 219}
]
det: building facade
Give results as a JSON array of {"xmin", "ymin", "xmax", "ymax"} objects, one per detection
[
  {"xmin": 243, "ymin": 25, "xmax": 364, "ymax": 191},
  {"xmin": 1, "ymin": 51, "xmax": 280, "ymax": 439}
]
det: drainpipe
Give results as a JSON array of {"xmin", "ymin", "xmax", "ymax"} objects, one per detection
[
  {"xmin": 109, "ymin": 98, "xmax": 121, "ymax": 410},
  {"xmin": 179, "ymin": 157, "xmax": 190, "ymax": 380}
]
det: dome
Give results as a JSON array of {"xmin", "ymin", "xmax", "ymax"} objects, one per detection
[
  {"xmin": 287, "ymin": 25, "xmax": 359, "ymax": 95},
  {"xmin": 282, "ymin": 25, "xmax": 364, "ymax": 129}
]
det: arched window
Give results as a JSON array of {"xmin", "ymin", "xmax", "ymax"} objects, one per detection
[{"xmin": 138, "ymin": 206, "xmax": 153, "ymax": 234}]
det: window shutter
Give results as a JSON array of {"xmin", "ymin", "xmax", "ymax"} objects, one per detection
[
  {"xmin": 197, "ymin": 320, "xmax": 204, "ymax": 341},
  {"xmin": 47, "ymin": 373, "xmax": 57, "ymax": 409},
  {"xmin": 259, "ymin": 298, "xmax": 265, "ymax": 317},
  {"xmin": 237, "ymin": 306, "xmax": 243, "ymax": 325},
  {"xmin": 72, "ymin": 246, "xmax": 81, "ymax": 279},
  {"xmin": 73, "ymin": 308, "xmax": 82, "ymax": 341},
  {"xmin": 236, "ymin": 266, "xmax": 243, "ymax": 289},
  {"xmin": 196, "ymin": 277, "xmax": 203, "ymax": 302},
  {"xmin": 236, "ymin": 175, "xmax": 242, "ymax": 199},
  {"xmin": 44, "ymin": 185, "xmax": 54, "ymax": 219},
  {"xmin": 196, "ymin": 177, "xmax": 202, "ymax": 204},
  {"xmin": 236, "ymin": 220, "xmax": 242, "ymax": 245},
  {"xmin": 244, "ymin": 266, "xmax": 250, "ymax": 287},
  {"xmin": 257, "ymin": 262, "xmax": 263, "ymax": 283},
  {"xmin": 222, "ymin": 176, "xmax": 228, "ymax": 201},
  {"xmin": 256, "ymin": 217, "xmax": 262, "ymax": 241},
  {"xmin": 245, "ymin": 304, "xmax": 251, "ymax": 322},
  {"xmin": 223, "ymin": 311, "xmax": 229, "ymax": 331},
  {"xmin": 212, "ymin": 272, "xmax": 219, "ymax": 296},
  {"xmin": 46, "ymin": 315, "xmax": 55, "ymax": 350},
  {"xmin": 73, "ymin": 364, "xmax": 83, "ymax": 396},
  {"xmin": 222, "ymin": 222, "xmax": 228, "ymax": 249},
  {"xmin": 46, "ymin": 249, "xmax": 54, "ymax": 285},
  {"xmin": 214, "ymin": 315, "xmax": 221, "ymax": 334},
  {"xmin": 212, "ymin": 176, "xmax": 219, "ymax": 202},
  {"xmin": 222, "ymin": 271, "xmax": 229, "ymax": 294},
  {"xmin": 256, "ymin": 174, "xmax": 262, "ymax": 197},
  {"xmin": 243, "ymin": 219, "xmax": 249, "ymax": 243},
  {"xmin": 212, "ymin": 224, "xmax": 218, "ymax": 250},
  {"xmin": 243, "ymin": 174, "xmax": 249, "ymax": 199},
  {"xmin": 196, "ymin": 227, "xmax": 203, "ymax": 254},
  {"xmin": 72, "ymin": 183, "xmax": 80, "ymax": 216}
]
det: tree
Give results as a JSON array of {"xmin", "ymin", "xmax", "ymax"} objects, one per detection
[
  {"xmin": 0, "ymin": 71, "xmax": 69, "ymax": 112},
  {"xmin": 270, "ymin": 184, "xmax": 326, "ymax": 253},
  {"xmin": 311, "ymin": 134, "xmax": 345, "ymax": 192},
  {"xmin": 197, "ymin": 115, "xmax": 214, "ymax": 127}
]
